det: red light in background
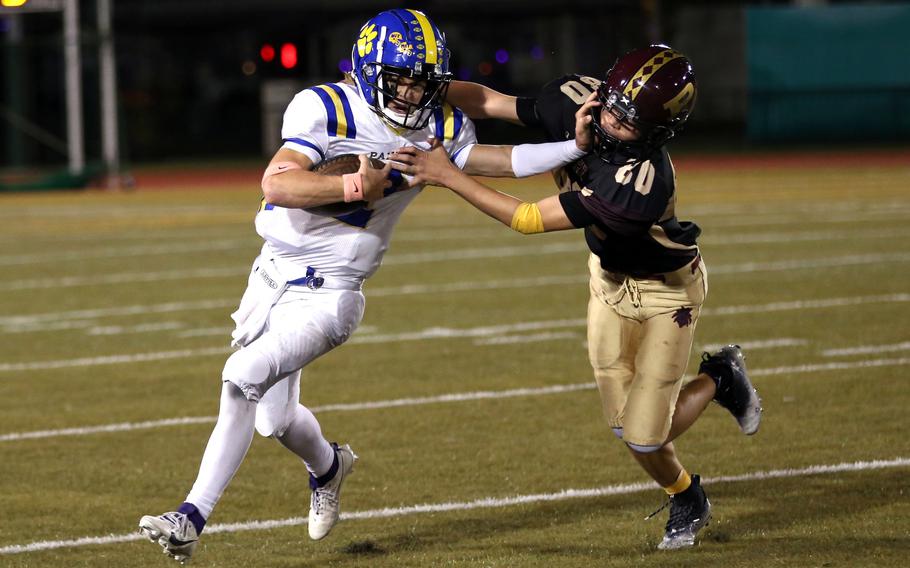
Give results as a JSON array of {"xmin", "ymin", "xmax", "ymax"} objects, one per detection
[
  {"xmin": 260, "ymin": 44, "xmax": 275, "ymax": 62},
  {"xmin": 280, "ymin": 43, "xmax": 297, "ymax": 69}
]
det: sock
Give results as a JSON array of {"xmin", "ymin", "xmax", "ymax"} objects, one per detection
[
  {"xmin": 185, "ymin": 382, "xmax": 256, "ymax": 519},
  {"xmin": 177, "ymin": 502, "xmax": 207, "ymax": 535},
  {"xmin": 309, "ymin": 447, "xmax": 339, "ymax": 490},
  {"xmin": 276, "ymin": 404, "xmax": 335, "ymax": 477},
  {"xmin": 664, "ymin": 469, "xmax": 692, "ymax": 495}
]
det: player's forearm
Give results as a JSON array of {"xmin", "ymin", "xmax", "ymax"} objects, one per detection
[
  {"xmin": 440, "ymin": 168, "xmax": 521, "ymax": 227},
  {"xmin": 262, "ymin": 170, "xmax": 345, "ymax": 208}
]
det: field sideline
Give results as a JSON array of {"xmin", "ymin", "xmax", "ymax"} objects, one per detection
[{"xmin": 1, "ymin": 151, "xmax": 908, "ymax": 567}]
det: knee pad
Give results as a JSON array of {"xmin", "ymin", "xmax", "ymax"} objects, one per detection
[
  {"xmin": 222, "ymin": 348, "xmax": 274, "ymax": 403},
  {"xmin": 253, "ymin": 371, "xmax": 301, "ymax": 438},
  {"xmin": 626, "ymin": 441, "xmax": 662, "ymax": 454},
  {"xmin": 254, "ymin": 408, "xmax": 292, "ymax": 438}
]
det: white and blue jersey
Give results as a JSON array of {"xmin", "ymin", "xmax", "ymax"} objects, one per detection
[{"xmin": 256, "ymin": 81, "xmax": 476, "ymax": 284}]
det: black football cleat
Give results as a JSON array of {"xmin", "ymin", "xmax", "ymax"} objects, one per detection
[
  {"xmin": 699, "ymin": 344, "xmax": 762, "ymax": 435},
  {"xmin": 658, "ymin": 474, "xmax": 712, "ymax": 550}
]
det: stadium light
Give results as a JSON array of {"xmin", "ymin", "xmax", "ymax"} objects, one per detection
[
  {"xmin": 280, "ymin": 42, "xmax": 297, "ymax": 69},
  {"xmin": 260, "ymin": 44, "xmax": 275, "ymax": 63},
  {"xmin": 1, "ymin": 0, "xmax": 30, "ymax": 7}
]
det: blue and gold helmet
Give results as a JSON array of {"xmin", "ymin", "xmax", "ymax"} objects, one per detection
[{"xmin": 351, "ymin": 9, "xmax": 452, "ymax": 130}]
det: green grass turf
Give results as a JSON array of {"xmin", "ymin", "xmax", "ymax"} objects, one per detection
[{"xmin": 0, "ymin": 156, "xmax": 908, "ymax": 567}]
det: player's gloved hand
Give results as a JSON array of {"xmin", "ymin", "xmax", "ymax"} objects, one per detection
[
  {"xmin": 389, "ymin": 139, "xmax": 457, "ymax": 188},
  {"xmin": 574, "ymin": 92, "xmax": 600, "ymax": 152},
  {"xmin": 359, "ymin": 154, "xmax": 393, "ymax": 201}
]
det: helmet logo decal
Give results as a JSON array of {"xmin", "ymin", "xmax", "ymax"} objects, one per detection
[
  {"xmin": 623, "ymin": 49, "xmax": 683, "ymax": 101},
  {"xmin": 357, "ymin": 23, "xmax": 378, "ymax": 57},
  {"xmin": 662, "ymin": 81, "xmax": 695, "ymax": 118},
  {"xmin": 406, "ymin": 9, "xmax": 438, "ymax": 64},
  {"xmin": 388, "ymin": 33, "xmax": 414, "ymax": 57}
]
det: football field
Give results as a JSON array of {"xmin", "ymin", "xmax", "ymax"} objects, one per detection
[{"xmin": 1, "ymin": 151, "xmax": 908, "ymax": 567}]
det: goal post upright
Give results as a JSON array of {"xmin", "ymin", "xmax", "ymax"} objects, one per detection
[
  {"xmin": 2, "ymin": 0, "xmax": 124, "ymax": 188},
  {"xmin": 63, "ymin": 0, "xmax": 84, "ymax": 176}
]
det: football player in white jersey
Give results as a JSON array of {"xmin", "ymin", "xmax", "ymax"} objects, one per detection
[{"xmin": 138, "ymin": 8, "xmax": 598, "ymax": 564}]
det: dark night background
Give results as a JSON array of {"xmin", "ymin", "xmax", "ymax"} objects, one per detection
[{"xmin": 2, "ymin": 0, "xmax": 908, "ymax": 172}]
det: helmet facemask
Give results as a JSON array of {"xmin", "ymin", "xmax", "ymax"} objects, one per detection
[
  {"xmin": 360, "ymin": 63, "xmax": 451, "ymax": 130},
  {"xmin": 590, "ymin": 89, "xmax": 662, "ymax": 165}
]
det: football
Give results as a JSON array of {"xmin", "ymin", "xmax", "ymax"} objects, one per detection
[{"xmin": 306, "ymin": 154, "xmax": 384, "ymax": 217}]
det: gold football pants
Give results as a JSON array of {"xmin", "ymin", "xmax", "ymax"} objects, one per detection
[{"xmin": 586, "ymin": 252, "xmax": 708, "ymax": 447}]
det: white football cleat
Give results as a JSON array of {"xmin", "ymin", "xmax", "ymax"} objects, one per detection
[
  {"xmin": 139, "ymin": 512, "xmax": 199, "ymax": 564},
  {"xmin": 308, "ymin": 443, "xmax": 357, "ymax": 540}
]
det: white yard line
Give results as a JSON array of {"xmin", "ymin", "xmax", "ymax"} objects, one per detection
[
  {"xmin": 2, "ymin": 356, "xmax": 908, "ymax": 443},
  {"xmin": 821, "ymin": 341, "xmax": 910, "ymax": 357},
  {"xmin": 1, "ymin": 456, "xmax": 906, "ymax": 555},
  {"xmin": 750, "ymin": 357, "xmax": 910, "ymax": 376},
  {"xmin": 4, "ymin": 226, "xmax": 906, "ymax": 267},
  {"xmin": 0, "ymin": 229, "xmax": 522, "ymax": 267},
  {"xmin": 347, "ymin": 319, "xmax": 585, "ymax": 345},
  {"xmin": 699, "ymin": 338, "xmax": 808, "ymax": 353},
  {"xmin": 1, "ymin": 230, "xmax": 908, "ymax": 289},
  {"xmin": 0, "ymin": 346, "xmax": 232, "ymax": 372},
  {"xmin": 705, "ymin": 209, "xmax": 910, "ymax": 228},
  {"xmin": 0, "ymin": 242, "xmax": 586, "ymax": 292},
  {"xmin": 3, "ymin": 291, "xmax": 910, "ymax": 369},
  {"xmin": 0, "ymin": 274, "xmax": 906, "ymax": 328},
  {"xmin": 0, "ymin": 204, "xmax": 241, "ymax": 219},
  {"xmin": 86, "ymin": 322, "xmax": 184, "ymax": 336},
  {"xmin": 699, "ymin": 227, "xmax": 910, "ymax": 245},
  {"xmin": 707, "ymin": 252, "xmax": 910, "ymax": 274},
  {"xmin": 0, "ymin": 239, "xmax": 257, "ymax": 267},
  {"xmin": 473, "ymin": 331, "xmax": 580, "ymax": 346},
  {"xmin": 0, "ymin": 267, "xmax": 245, "ymax": 292},
  {"xmin": 0, "ymin": 299, "xmax": 236, "ymax": 326},
  {"xmin": 701, "ymin": 293, "xmax": 910, "ymax": 316}
]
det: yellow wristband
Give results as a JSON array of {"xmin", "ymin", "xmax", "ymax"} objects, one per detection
[{"xmin": 510, "ymin": 202, "xmax": 545, "ymax": 234}]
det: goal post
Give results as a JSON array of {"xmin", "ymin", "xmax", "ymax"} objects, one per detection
[{"xmin": 1, "ymin": 0, "xmax": 123, "ymax": 190}]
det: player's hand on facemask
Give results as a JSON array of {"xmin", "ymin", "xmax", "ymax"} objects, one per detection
[
  {"xmin": 389, "ymin": 139, "xmax": 458, "ymax": 188},
  {"xmin": 574, "ymin": 92, "xmax": 601, "ymax": 152},
  {"xmin": 359, "ymin": 154, "xmax": 393, "ymax": 201}
]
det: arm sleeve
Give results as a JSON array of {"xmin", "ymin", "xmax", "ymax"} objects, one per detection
[
  {"xmin": 279, "ymin": 91, "xmax": 330, "ymax": 164},
  {"xmin": 511, "ymin": 140, "xmax": 585, "ymax": 178}
]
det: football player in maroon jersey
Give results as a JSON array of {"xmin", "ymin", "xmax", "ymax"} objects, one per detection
[{"xmin": 391, "ymin": 45, "xmax": 762, "ymax": 550}]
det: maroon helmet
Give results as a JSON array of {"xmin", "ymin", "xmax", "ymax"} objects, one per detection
[{"xmin": 592, "ymin": 44, "xmax": 697, "ymax": 163}]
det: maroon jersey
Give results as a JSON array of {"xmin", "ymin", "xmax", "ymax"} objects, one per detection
[{"xmin": 520, "ymin": 74, "xmax": 700, "ymax": 276}]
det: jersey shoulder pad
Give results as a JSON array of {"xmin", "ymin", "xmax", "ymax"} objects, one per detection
[
  {"xmin": 429, "ymin": 102, "xmax": 472, "ymax": 143},
  {"xmin": 535, "ymin": 75, "xmax": 601, "ymax": 142},
  {"xmin": 302, "ymin": 83, "xmax": 359, "ymax": 139},
  {"xmin": 280, "ymin": 90, "xmax": 331, "ymax": 160}
]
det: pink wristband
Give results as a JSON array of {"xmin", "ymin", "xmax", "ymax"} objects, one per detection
[{"xmin": 342, "ymin": 172, "xmax": 363, "ymax": 202}]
